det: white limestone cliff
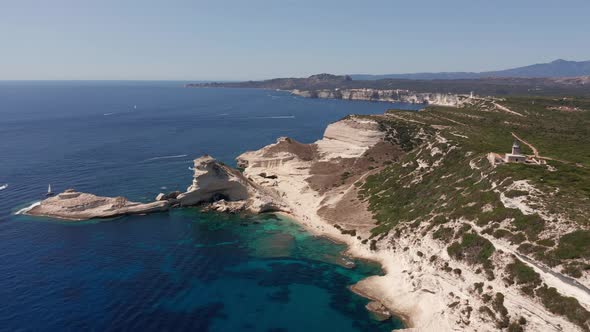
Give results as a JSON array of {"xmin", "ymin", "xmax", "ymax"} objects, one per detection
[
  {"xmin": 291, "ymin": 88, "xmax": 470, "ymax": 107},
  {"xmin": 175, "ymin": 155, "xmax": 288, "ymax": 213}
]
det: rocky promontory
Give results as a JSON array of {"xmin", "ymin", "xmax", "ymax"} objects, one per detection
[
  {"xmin": 23, "ymin": 189, "xmax": 169, "ymax": 221},
  {"xmin": 174, "ymin": 155, "xmax": 288, "ymax": 213},
  {"xmin": 23, "ymin": 155, "xmax": 288, "ymax": 221}
]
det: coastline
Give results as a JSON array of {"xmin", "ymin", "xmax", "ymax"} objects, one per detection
[
  {"xmin": 234, "ymin": 114, "xmax": 586, "ymax": 331},
  {"xmin": 233, "ymin": 117, "xmax": 453, "ymax": 331},
  {"xmin": 277, "ymin": 211, "xmax": 415, "ymax": 329}
]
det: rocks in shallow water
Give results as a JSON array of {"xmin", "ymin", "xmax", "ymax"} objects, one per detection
[
  {"xmin": 155, "ymin": 191, "xmax": 182, "ymax": 201},
  {"xmin": 365, "ymin": 301, "xmax": 392, "ymax": 321},
  {"xmin": 202, "ymin": 199, "xmax": 247, "ymax": 213}
]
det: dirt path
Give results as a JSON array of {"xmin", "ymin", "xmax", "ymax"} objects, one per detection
[
  {"xmin": 511, "ymin": 132, "xmax": 539, "ymax": 158},
  {"xmin": 510, "ymin": 132, "xmax": 579, "ymax": 166},
  {"xmin": 493, "ymin": 102, "xmax": 524, "ymax": 117},
  {"xmin": 471, "ymin": 222, "xmax": 590, "ymax": 308}
]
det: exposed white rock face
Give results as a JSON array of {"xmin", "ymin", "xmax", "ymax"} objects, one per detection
[
  {"xmin": 176, "ymin": 155, "xmax": 288, "ymax": 213},
  {"xmin": 25, "ymin": 156, "xmax": 287, "ymax": 221},
  {"xmin": 291, "ymin": 88, "xmax": 469, "ymax": 107},
  {"xmin": 177, "ymin": 155, "xmax": 249, "ymax": 206},
  {"xmin": 237, "ymin": 117, "xmax": 383, "ymax": 167},
  {"xmin": 24, "ymin": 189, "xmax": 169, "ymax": 221},
  {"xmin": 316, "ymin": 117, "xmax": 384, "ymax": 159}
]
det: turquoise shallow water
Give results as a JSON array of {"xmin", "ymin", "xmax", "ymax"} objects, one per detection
[{"xmin": 0, "ymin": 82, "xmax": 419, "ymax": 331}]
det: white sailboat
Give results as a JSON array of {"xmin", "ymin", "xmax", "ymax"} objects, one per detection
[{"xmin": 46, "ymin": 184, "xmax": 53, "ymax": 196}]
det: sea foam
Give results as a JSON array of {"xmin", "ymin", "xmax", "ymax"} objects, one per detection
[{"xmin": 15, "ymin": 201, "xmax": 40, "ymax": 215}]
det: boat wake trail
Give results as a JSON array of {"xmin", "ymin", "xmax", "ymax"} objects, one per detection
[
  {"xmin": 251, "ymin": 115, "xmax": 295, "ymax": 119},
  {"xmin": 143, "ymin": 154, "xmax": 188, "ymax": 162}
]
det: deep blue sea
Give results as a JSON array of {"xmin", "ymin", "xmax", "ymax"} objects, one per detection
[{"xmin": 0, "ymin": 81, "xmax": 421, "ymax": 331}]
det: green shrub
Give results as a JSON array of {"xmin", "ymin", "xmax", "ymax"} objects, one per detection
[
  {"xmin": 536, "ymin": 238, "xmax": 555, "ymax": 247},
  {"xmin": 448, "ymin": 233, "xmax": 495, "ymax": 267},
  {"xmin": 492, "ymin": 292, "xmax": 508, "ymax": 317},
  {"xmin": 493, "ymin": 228, "xmax": 511, "ymax": 239},
  {"xmin": 536, "ymin": 286, "xmax": 590, "ymax": 330},
  {"xmin": 433, "ymin": 226, "xmax": 454, "ymax": 242},
  {"xmin": 479, "ymin": 306, "xmax": 495, "ymax": 319},
  {"xmin": 504, "ymin": 189, "xmax": 529, "ymax": 198},
  {"xmin": 553, "ymin": 230, "xmax": 590, "ymax": 260},
  {"xmin": 509, "ymin": 232, "xmax": 526, "ymax": 244},
  {"xmin": 513, "ymin": 214, "xmax": 545, "ymax": 241},
  {"xmin": 507, "ymin": 321, "xmax": 524, "ymax": 332},
  {"xmin": 506, "ymin": 260, "xmax": 541, "ymax": 286},
  {"xmin": 506, "ymin": 259, "xmax": 541, "ymax": 296}
]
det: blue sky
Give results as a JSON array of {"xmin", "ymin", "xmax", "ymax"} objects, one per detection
[{"xmin": 1, "ymin": 0, "xmax": 589, "ymax": 80}]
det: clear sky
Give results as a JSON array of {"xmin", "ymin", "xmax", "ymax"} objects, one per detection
[{"xmin": 1, "ymin": 0, "xmax": 589, "ymax": 80}]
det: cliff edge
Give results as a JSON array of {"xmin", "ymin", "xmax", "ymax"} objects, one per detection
[{"xmin": 237, "ymin": 96, "xmax": 590, "ymax": 331}]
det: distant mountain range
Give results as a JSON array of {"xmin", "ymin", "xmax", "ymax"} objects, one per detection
[{"xmin": 350, "ymin": 59, "xmax": 590, "ymax": 80}]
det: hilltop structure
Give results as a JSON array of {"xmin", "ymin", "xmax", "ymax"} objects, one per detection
[
  {"xmin": 487, "ymin": 139, "xmax": 545, "ymax": 166},
  {"xmin": 504, "ymin": 141, "xmax": 527, "ymax": 163}
]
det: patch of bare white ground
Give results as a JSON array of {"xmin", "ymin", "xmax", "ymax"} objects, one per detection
[
  {"xmin": 493, "ymin": 102, "xmax": 524, "ymax": 117},
  {"xmin": 315, "ymin": 117, "xmax": 385, "ymax": 160}
]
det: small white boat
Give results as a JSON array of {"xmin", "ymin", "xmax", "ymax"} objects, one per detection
[
  {"xmin": 46, "ymin": 184, "xmax": 54, "ymax": 196},
  {"xmin": 0, "ymin": 184, "xmax": 7, "ymax": 191}
]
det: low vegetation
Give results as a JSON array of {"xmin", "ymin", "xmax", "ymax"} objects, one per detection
[
  {"xmin": 536, "ymin": 286, "xmax": 590, "ymax": 331},
  {"xmin": 448, "ymin": 233, "xmax": 495, "ymax": 268},
  {"xmin": 357, "ymin": 95, "xmax": 590, "ymax": 329},
  {"xmin": 553, "ymin": 230, "xmax": 590, "ymax": 260}
]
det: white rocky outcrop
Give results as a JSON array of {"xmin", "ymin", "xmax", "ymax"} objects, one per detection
[
  {"xmin": 238, "ymin": 117, "xmax": 383, "ymax": 167},
  {"xmin": 316, "ymin": 117, "xmax": 384, "ymax": 159},
  {"xmin": 177, "ymin": 155, "xmax": 249, "ymax": 205},
  {"xmin": 24, "ymin": 155, "xmax": 288, "ymax": 221},
  {"xmin": 176, "ymin": 155, "xmax": 288, "ymax": 213},
  {"xmin": 291, "ymin": 88, "xmax": 470, "ymax": 107},
  {"xmin": 23, "ymin": 189, "xmax": 169, "ymax": 220}
]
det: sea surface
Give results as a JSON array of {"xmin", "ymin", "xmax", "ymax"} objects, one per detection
[{"xmin": 0, "ymin": 81, "xmax": 421, "ymax": 331}]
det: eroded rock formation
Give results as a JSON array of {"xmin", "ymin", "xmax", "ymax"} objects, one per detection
[
  {"xmin": 237, "ymin": 116, "xmax": 400, "ymax": 235},
  {"xmin": 23, "ymin": 189, "xmax": 169, "ymax": 220},
  {"xmin": 175, "ymin": 155, "xmax": 288, "ymax": 213},
  {"xmin": 24, "ymin": 155, "xmax": 288, "ymax": 221}
]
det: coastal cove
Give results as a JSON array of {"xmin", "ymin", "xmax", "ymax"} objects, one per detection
[{"xmin": 0, "ymin": 82, "xmax": 421, "ymax": 331}]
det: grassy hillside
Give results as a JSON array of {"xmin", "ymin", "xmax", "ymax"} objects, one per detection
[{"xmin": 359, "ymin": 96, "xmax": 590, "ymax": 330}]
